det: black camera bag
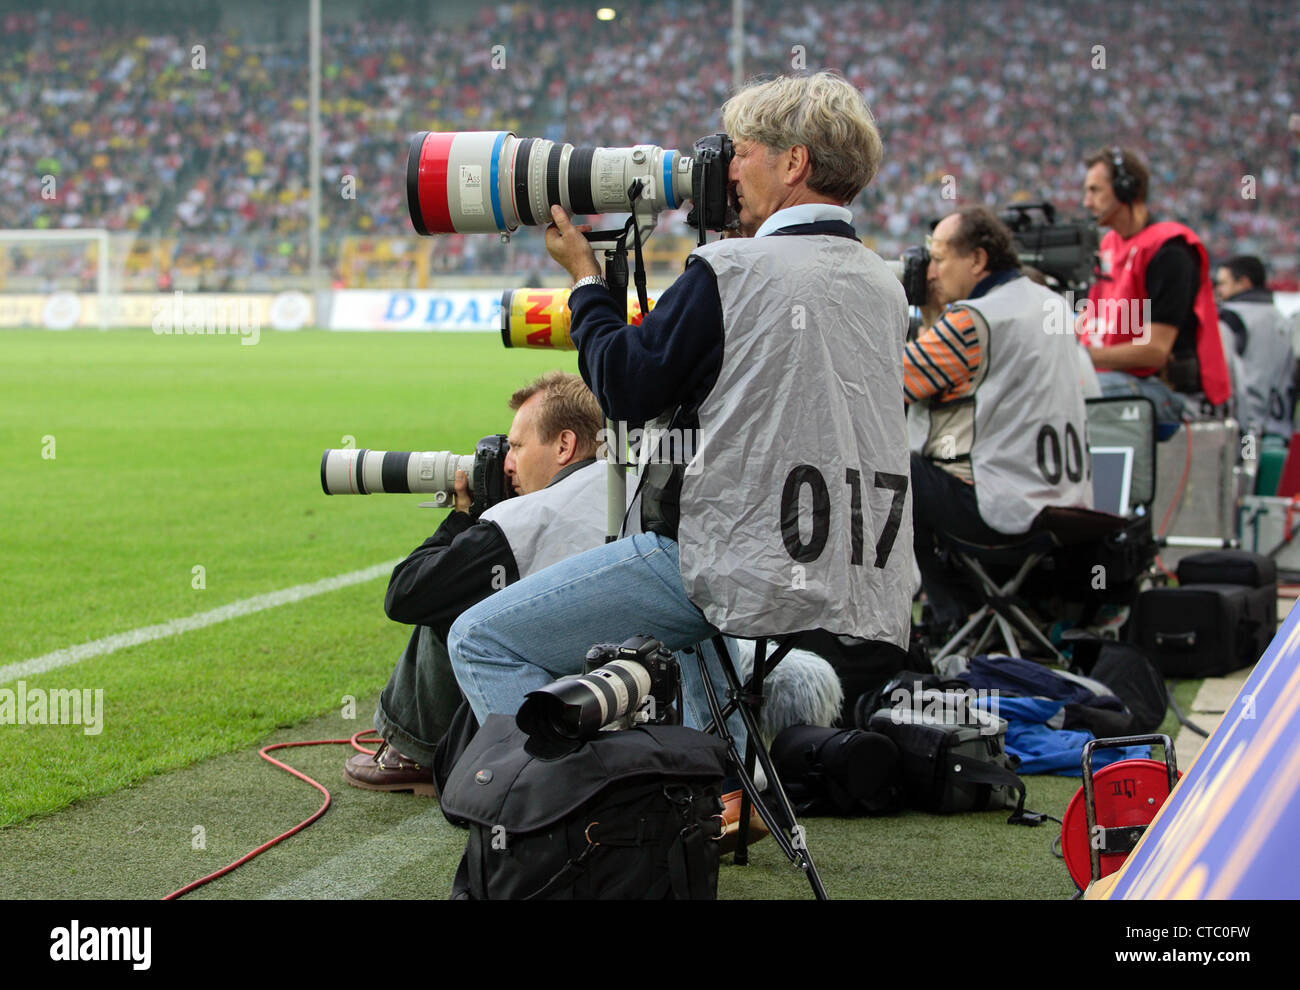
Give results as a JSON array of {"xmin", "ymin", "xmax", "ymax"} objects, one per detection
[
  {"xmin": 1072, "ymin": 639, "xmax": 1169, "ymax": 735},
  {"xmin": 1132, "ymin": 550, "xmax": 1277, "ymax": 677},
  {"xmin": 1052, "ymin": 512, "xmax": 1155, "ymax": 605},
  {"xmin": 1175, "ymin": 549, "xmax": 1277, "ymax": 590},
  {"xmin": 769, "ymin": 724, "xmax": 903, "ymax": 816},
  {"xmin": 1132, "ymin": 584, "xmax": 1268, "ymax": 677},
  {"xmin": 440, "ymin": 714, "xmax": 728, "ymax": 900},
  {"xmin": 866, "ymin": 703, "xmax": 1028, "ymax": 818}
]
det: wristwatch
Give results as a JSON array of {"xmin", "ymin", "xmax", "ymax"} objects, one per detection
[{"xmin": 571, "ymin": 275, "xmax": 608, "ymax": 292}]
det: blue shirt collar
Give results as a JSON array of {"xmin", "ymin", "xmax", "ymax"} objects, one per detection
[
  {"xmin": 755, "ymin": 203, "xmax": 853, "ymax": 238},
  {"xmin": 968, "ymin": 268, "xmax": 1021, "ymax": 299}
]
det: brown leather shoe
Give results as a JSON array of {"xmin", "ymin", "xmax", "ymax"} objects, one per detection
[
  {"xmin": 715, "ymin": 789, "xmax": 771, "ymax": 856},
  {"xmin": 343, "ymin": 741, "xmax": 438, "ymax": 797}
]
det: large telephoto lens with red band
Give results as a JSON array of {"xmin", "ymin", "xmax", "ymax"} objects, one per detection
[{"xmin": 407, "ymin": 130, "xmax": 692, "ymax": 235}]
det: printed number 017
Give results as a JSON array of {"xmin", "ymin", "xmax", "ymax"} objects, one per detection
[{"xmin": 779, "ymin": 465, "xmax": 907, "ymax": 568}]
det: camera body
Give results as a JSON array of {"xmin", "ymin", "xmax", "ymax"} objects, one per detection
[
  {"xmin": 897, "ymin": 244, "xmax": 931, "ymax": 308},
  {"xmin": 894, "ymin": 201, "xmax": 1098, "ymax": 313},
  {"xmin": 582, "ymin": 635, "xmax": 680, "ymax": 727},
  {"xmin": 685, "ymin": 132, "xmax": 738, "ymax": 235}
]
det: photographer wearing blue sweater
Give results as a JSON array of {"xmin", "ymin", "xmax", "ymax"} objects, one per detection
[{"xmin": 447, "ymin": 72, "xmax": 912, "ymax": 730}]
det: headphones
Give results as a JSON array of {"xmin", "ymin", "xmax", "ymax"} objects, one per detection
[{"xmin": 1110, "ymin": 147, "xmax": 1139, "ymax": 205}]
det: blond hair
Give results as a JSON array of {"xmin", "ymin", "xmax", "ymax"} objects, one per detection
[
  {"xmin": 509, "ymin": 371, "xmax": 603, "ymax": 458},
  {"xmin": 721, "ymin": 71, "xmax": 883, "ymax": 203}
]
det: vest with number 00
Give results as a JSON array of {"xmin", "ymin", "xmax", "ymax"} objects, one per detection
[
  {"xmin": 1222, "ymin": 296, "xmax": 1294, "ymax": 439},
  {"xmin": 677, "ymin": 233, "xmax": 913, "ymax": 648},
  {"xmin": 958, "ymin": 275, "xmax": 1093, "ymax": 535},
  {"xmin": 479, "ymin": 460, "xmax": 608, "ymax": 577}
]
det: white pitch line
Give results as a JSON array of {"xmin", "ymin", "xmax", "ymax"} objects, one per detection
[
  {"xmin": 0, "ymin": 561, "xmax": 402, "ymax": 685},
  {"xmin": 263, "ymin": 804, "xmax": 446, "ymax": 900}
]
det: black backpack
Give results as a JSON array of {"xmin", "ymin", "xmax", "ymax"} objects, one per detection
[
  {"xmin": 1068, "ymin": 637, "xmax": 1169, "ymax": 734},
  {"xmin": 431, "ymin": 699, "xmax": 479, "ymax": 799},
  {"xmin": 440, "ymin": 715, "xmax": 729, "ymax": 900}
]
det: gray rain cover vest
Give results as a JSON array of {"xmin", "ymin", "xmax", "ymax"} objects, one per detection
[
  {"xmin": 480, "ymin": 460, "xmax": 608, "ymax": 577},
  {"xmin": 1222, "ymin": 297, "xmax": 1294, "ymax": 438},
  {"xmin": 957, "ymin": 276, "xmax": 1092, "ymax": 534},
  {"xmin": 677, "ymin": 233, "xmax": 913, "ymax": 647}
]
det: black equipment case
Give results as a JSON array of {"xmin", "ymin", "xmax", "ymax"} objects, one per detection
[{"xmin": 1132, "ymin": 551, "xmax": 1277, "ymax": 677}]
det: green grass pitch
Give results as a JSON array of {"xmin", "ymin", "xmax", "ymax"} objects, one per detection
[
  {"xmin": 0, "ymin": 328, "xmax": 577, "ymax": 827},
  {"xmin": 0, "ymin": 328, "xmax": 1195, "ymax": 899}
]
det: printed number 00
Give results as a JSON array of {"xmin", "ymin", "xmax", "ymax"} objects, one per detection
[{"xmin": 1036, "ymin": 423, "xmax": 1087, "ymax": 485}]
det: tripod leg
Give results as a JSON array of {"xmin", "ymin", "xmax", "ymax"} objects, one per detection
[
  {"xmin": 701, "ymin": 636, "xmax": 801, "ymax": 734},
  {"xmin": 697, "ymin": 653, "xmax": 794, "ymax": 860},
  {"xmin": 734, "ymin": 637, "xmax": 763, "ymax": 865},
  {"xmin": 704, "ymin": 636, "xmax": 829, "ymax": 900}
]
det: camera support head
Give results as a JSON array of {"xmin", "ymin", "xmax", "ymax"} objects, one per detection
[{"xmin": 575, "ymin": 180, "xmax": 655, "ymax": 545}]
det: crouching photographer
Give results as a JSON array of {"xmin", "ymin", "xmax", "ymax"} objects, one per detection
[
  {"xmin": 344, "ymin": 371, "xmax": 610, "ymax": 792},
  {"xmin": 447, "ymin": 72, "xmax": 913, "ymax": 750}
]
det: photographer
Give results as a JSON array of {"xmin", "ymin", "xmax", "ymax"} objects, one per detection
[
  {"xmin": 1078, "ymin": 147, "xmax": 1230, "ymax": 427},
  {"xmin": 344, "ymin": 371, "xmax": 608, "ymax": 793},
  {"xmin": 447, "ymin": 72, "xmax": 912, "ymax": 730},
  {"xmin": 905, "ymin": 206, "xmax": 1091, "ymax": 633},
  {"xmin": 1215, "ymin": 254, "xmax": 1295, "ymax": 441}
]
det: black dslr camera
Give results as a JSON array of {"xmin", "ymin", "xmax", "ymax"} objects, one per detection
[
  {"xmin": 686, "ymin": 133, "xmax": 738, "ymax": 241},
  {"xmin": 515, "ymin": 635, "xmax": 683, "ymax": 751},
  {"xmin": 897, "ymin": 244, "xmax": 931, "ymax": 308}
]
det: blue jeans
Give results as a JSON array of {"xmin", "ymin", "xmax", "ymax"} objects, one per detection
[{"xmin": 447, "ymin": 531, "xmax": 748, "ymax": 748}]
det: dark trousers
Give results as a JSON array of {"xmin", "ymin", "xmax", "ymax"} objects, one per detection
[
  {"xmin": 373, "ymin": 625, "xmax": 463, "ymax": 766},
  {"xmin": 910, "ymin": 452, "xmax": 1015, "ymax": 627}
]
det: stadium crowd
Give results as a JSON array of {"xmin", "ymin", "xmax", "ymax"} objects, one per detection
[{"xmin": 1, "ymin": 0, "xmax": 1296, "ymax": 286}]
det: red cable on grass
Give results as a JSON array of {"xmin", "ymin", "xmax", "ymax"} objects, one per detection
[{"xmin": 163, "ymin": 729, "xmax": 383, "ymax": 900}]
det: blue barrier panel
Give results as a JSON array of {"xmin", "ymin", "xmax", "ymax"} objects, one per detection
[{"xmin": 1107, "ymin": 601, "xmax": 1300, "ymax": 898}]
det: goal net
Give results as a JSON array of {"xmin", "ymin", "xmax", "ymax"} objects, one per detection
[{"xmin": 0, "ymin": 228, "xmax": 129, "ymax": 330}]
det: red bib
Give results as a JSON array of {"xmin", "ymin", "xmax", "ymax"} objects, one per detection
[{"xmin": 1082, "ymin": 221, "xmax": 1229, "ymax": 404}]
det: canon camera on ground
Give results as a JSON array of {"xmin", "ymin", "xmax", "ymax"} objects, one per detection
[{"xmin": 515, "ymin": 635, "xmax": 683, "ymax": 751}]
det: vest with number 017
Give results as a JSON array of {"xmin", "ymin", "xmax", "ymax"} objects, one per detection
[
  {"xmin": 955, "ymin": 275, "xmax": 1093, "ymax": 535},
  {"xmin": 677, "ymin": 232, "xmax": 913, "ymax": 648}
]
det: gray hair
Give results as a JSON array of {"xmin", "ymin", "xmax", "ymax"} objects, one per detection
[{"xmin": 721, "ymin": 71, "xmax": 883, "ymax": 203}]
